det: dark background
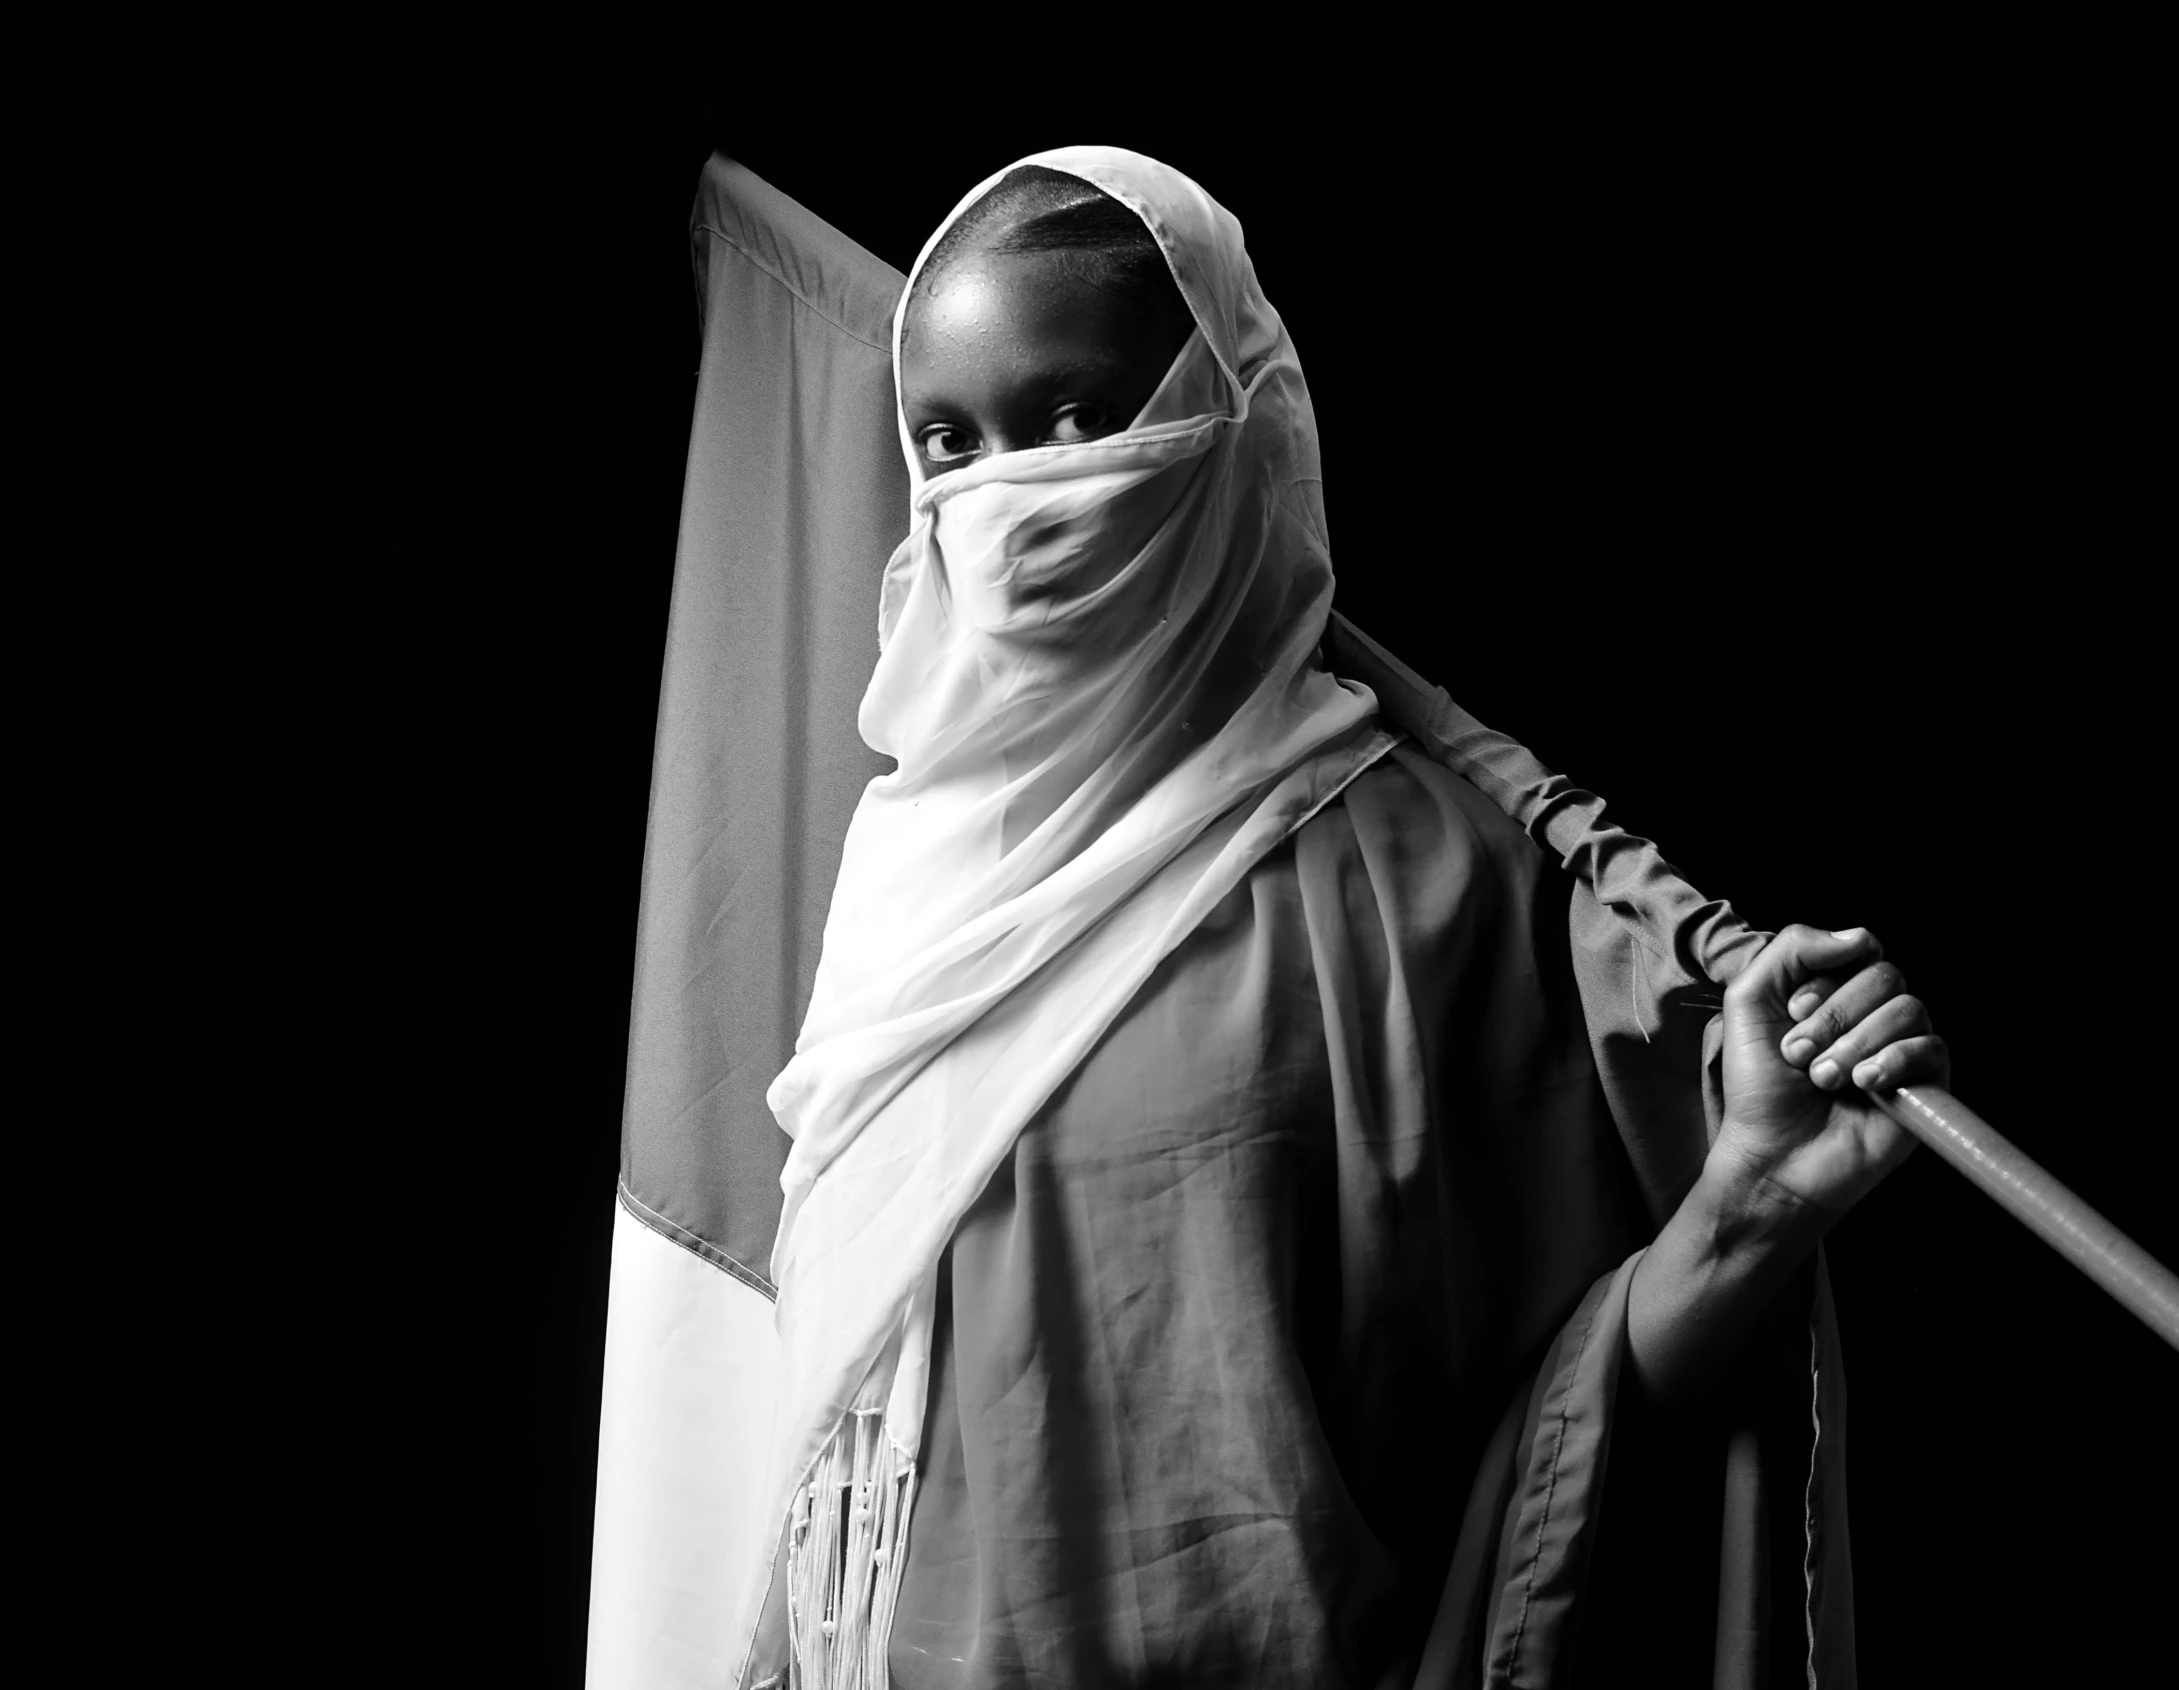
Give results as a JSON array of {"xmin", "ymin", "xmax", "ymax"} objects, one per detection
[{"xmin": 344, "ymin": 30, "xmax": 2171, "ymax": 1688}]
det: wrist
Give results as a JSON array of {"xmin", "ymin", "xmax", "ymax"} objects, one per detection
[
  {"xmin": 1693, "ymin": 1131, "xmax": 1836, "ymax": 1262},
  {"xmin": 1627, "ymin": 1145, "xmax": 1832, "ymax": 1413}
]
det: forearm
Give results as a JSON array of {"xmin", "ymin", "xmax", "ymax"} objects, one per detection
[
  {"xmin": 1625, "ymin": 1156, "xmax": 1833, "ymax": 1414},
  {"xmin": 1627, "ymin": 922, "xmax": 1943, "ymax": 1411}
]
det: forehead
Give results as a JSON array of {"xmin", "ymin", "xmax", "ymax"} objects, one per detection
[
  {"xmin": 908, "ymin": 253, "xmax": 1064, "ymax": 335},
  {"xmin": 907, "ymin": 249, "xmax": 1098, "ymax": 345},
  {"xmin": 901, "ymin": 248, "xmax": 1179, "ymax": 388}
]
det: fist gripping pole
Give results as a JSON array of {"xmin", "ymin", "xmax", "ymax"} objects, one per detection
[{"xmin": 1872, "ymin": 1084, "xmax": 2179, "ymax": 1352}]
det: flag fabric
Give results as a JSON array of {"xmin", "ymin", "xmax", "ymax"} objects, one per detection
[
  {"xmin": 585, "ymin": 156, "xmax": 900, "ymax": 1689},
  {"xmin": 587, "ymin": 154, "xmax": 1853, "ymax": 1690}
]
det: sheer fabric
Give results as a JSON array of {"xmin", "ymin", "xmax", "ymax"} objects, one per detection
[{"xmin": 747, "ymin": 150, "xmax": 1396, "ymax": 1679}]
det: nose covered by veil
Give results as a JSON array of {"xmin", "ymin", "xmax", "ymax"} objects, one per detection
[{"xmin": 741, "ymin": 147, "xmax": 1398, "ymax": 1686}]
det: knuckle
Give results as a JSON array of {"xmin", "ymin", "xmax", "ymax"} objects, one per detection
[
  {"xmin": 1868, "ymin": 960, "xmax": 1905, "ymax": 996},
  {"xmin": 1892, "ymin": 993, "xmax": 1926, "ymax": 1023}
]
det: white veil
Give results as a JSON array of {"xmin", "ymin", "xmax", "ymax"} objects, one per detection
[{"xmin": 740, "ymin": 146, "xmax": 1397, "ymax": 1687}]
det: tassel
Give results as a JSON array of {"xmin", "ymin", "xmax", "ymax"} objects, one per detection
[{"xmin": 785, "ymin": 1409, "xmax": 918, "ymax": 1690}]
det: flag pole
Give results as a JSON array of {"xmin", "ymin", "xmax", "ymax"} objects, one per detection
[{"xmin": 1869, "ymin": 1083, "xmax": 2179, "ymax": 1352}]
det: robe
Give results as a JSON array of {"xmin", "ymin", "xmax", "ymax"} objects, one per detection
[{"xmin": 588, "ymin": 153, "xmax": 1856, "ymax": 1690}]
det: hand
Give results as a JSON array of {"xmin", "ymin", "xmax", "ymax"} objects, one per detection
[{"xmin": 1712, "ymin": 925, "xmax": 1951, "ymax": 1221}]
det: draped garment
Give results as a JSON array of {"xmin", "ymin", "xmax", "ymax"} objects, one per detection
[{"xmin": 886, "ymin": 745, "xmax": 1838, "ymax": 1689}]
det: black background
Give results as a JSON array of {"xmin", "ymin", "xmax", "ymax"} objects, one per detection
[{"xmin": 341, "ymin": 28, "xmax": 2171, "ymax": 1687}]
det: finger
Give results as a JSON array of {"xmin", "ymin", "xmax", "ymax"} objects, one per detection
[
  {"xmin": 1808, "ymin": 993, "xmax": 1934, "ymax": 1089},
  {"xmin": 1783, "ymin": 960, "xmax": 1909, "ymax": 1069},
  {"xmin": 1727, "ymin": 925, "xmax": 1885, "ymax": 1018},
  {"xmin": 1848, "ymin": 1032, "xmax": 1949, "ymax": 1094},
  {"xmin": 1787, "ymin": 976, "xmax": 1840, "ymax": 1025}
]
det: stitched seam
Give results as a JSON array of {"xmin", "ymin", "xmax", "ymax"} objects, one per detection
[
  {"xmin": 1505, "ymin": 1291, "xmax": 1602, "ymax": 1678},
  {"xmin": 695, "ymin": 222, "xmax": 892, "ymax": 352},
  {"xmin": 1804, "ymin": 1276, "xmax": 1823, "ymax": 1689},
  {"xmin": 617, "ymin": 1182, "xmax": 777, "ymax": 1299}
]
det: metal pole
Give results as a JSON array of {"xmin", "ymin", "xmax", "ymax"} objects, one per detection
[{"xmin": 1872, "ymin": 1083, "xmax": 2179, "ymax": 1352}]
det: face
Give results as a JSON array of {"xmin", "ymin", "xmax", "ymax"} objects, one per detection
[{"xmin": 900, "ymin": 246, "xmax": 1196, "ymax": 478}]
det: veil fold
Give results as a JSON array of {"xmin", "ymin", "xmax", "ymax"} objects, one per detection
[{"xmin": 738, "ymin": 148, "xmax": 1398, "ymax": 1685}]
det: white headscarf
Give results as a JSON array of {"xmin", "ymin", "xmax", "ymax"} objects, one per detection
[{"xmin": 740, "ymin": 147, "xmax": 1397, "ymax": 1686}]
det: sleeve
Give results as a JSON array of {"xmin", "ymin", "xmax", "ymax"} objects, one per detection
[
  {"xmin": 1410, "ymin": 1250, "xmax": 1853, "ymax": 1689},
  {"xmin": 1325, "ymin": 617, "xmax": 1855, "ymax": 1688},
  {"xmin": 585, "ymin": 157, "xmax": 910, "ymax": 1690}
]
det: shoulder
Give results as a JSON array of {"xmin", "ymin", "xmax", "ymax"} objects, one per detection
[
  {"xmin": 1281, "ymin": 740, "xmax": 1552, "ymax": 956},
  {"xmin": 1308, "ymin": 740, "xmax": 1543, "ymax": 881}
]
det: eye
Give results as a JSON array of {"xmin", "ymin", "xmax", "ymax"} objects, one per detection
[
  {"xmin": 918, "ymin": 424, "xmax": 978, "ymax": 465},
  {"xmin": 1045, "ymin": 404, "xmax": 1117, "ymax": 445}
]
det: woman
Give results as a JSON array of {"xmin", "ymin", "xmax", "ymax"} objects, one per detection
[{"xmin": 737, "ymin": 148, "xmax": 1943, "ymax": 1689}]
